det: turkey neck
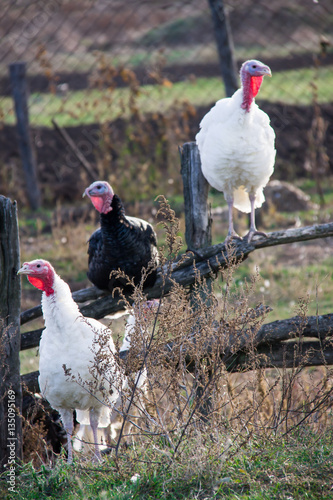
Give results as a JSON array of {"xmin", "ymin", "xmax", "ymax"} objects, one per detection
[
  {"xmin": 240, "ymin": 73, "xmax": 263, "ymax": 113},
  {"xmin": 100, "ymin": 194, "xmax": 128, "ymax": 234},
  {"xmin": 41, "ymin": 273, "xmax": 82, "ymax": 340}
]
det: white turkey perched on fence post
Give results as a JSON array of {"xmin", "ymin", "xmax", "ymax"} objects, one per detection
[
  {"xmin": 83, "ymin": 180, "xmax": 159, "ymax": 292},
  {"xmin": 196, "ymin": 59, "xmax": 276, "ymax": 242},
  {"xmin": 18, "ymin": 259, "xmax": 126, "ymax": 463}
]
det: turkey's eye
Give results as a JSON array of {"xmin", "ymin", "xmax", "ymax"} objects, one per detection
[
  {"xmin": 252, "ymin": 65, "xmax": 257, "ymax": 69},
  {"xmin": 97, "ymin": 185, "xmax": 102, "ymax": 190},
  {"xmin": 36, "ymin": 264, "xmax": 41, "ymax": 268}
]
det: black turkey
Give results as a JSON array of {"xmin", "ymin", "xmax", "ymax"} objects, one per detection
[{"xmin": 84, "ymin": 181, "xmax": 159, "ymax": 291}]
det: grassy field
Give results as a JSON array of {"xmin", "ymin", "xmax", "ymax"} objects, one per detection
[
  {"xmin": 1, "ymin": 65, "xmax": 332, "ymax": 127},
  {"xmin": 2, "ymin": 421, "xmax": 332, "ymax": 499}
]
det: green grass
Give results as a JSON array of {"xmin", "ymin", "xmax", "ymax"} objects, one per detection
[
  {"xmin": 3, "ymin": 430, "xmax": 332, "ymax": 499},
  {"xmin": 1, "ymin": 65, "xmax": 332, "ymax": 127},
  {"xmin": 20, "ymin": 348, "xmax": 40, "ymax": 375}
]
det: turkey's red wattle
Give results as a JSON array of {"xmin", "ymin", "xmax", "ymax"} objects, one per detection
[
  {"xmin": 241, "ymin": 75, "xmax": 264, "ymax": 112},
  {"xmin": 28, "ymin": 276, "xmax": 54, "ymax": 296},
  {"xmin": 250, "ymin": 76, "xmax": 263, "ymax": 98},
  {"xmin": 90, "ymin": 196, "xmax": 105, "ymax": 213},
  {"xmin": 90, "ymin": 195, "xmax": 113, "ymax": 214}
]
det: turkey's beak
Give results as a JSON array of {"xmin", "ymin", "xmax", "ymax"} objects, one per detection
[
  {"xmin": 82, "ymin": 188, "xmax": 89, "ymax": 198},
  {"xmin": 261, "ymin": 65, "xmax": 272, "ymax": 77},
  {"xmin": 17, "ymin": 263, "xmax": 31, "ymax": 275}
]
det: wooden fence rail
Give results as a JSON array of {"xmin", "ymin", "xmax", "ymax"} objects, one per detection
[
  {"xmin": 22, "ymin": 311, "xmax": 333, "ymax": 394},
  {"xmin": 20, "ymin": 221, "xmax": 333, "ymax": 350}
]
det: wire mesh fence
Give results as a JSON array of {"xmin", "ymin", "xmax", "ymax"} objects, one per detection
[{"xmin": 0, "ymin": 0, "xmax": 332, "ymax": 128}]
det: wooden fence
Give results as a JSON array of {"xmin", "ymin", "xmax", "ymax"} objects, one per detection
[{"xmin": 1, "ymin": 142, "xmax": 333, "ymax": 468}]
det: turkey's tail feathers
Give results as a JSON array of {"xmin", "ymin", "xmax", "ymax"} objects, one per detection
[
  {"xmin": 73, "ymin": 406, "xmax": 112, "ymax": 452},
  {"xmin": 233, "ymin": 186, "xmax": 265, "ymax": 213},
  {"xmin": 75, "ymin": 406, "xmax": 110, "ymax": 428}
]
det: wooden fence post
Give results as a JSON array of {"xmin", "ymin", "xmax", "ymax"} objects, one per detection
[
  {"xmin": 9, "ymin": 62, "xmax": 41, "ymax": 210},
  {"xmin": 208, "ymin": 0, "xmax": 238, "ymax": 97},
  {"xmin": 0, "ymin": 196, "xmax": 23, "ymax": 473},
  {"xmin": 180, "ymin": 142, "xmax": 213, "ymax": 420},
  {"xmin": 180, "ymin": 142, "xmax": 212, "ymax": 251},
  {"xmin": 180, "ymin": 141, "xmax": 212, "ymax": 309}
]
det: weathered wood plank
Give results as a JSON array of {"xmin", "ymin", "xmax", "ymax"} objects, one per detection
[
  {"xmin": 179, "ymin": 142, "xmax": 212, "ymax": 250},
  {"xmin": 20, "ymin": 328, "xmax": 44, "ymax": 351},
  {"xmin": 243, "ymin": 313, "xmax": 333, "ymax": 347},
  {"xmin": 180, "ymin": 141, "xmax": 213, "ymax": 418},
  {"xmin": 227, "ymin": 340, "xmax": 333, "ymax": 371},
  {"xmin": 0, "ymin": 196, "xmax": 23, "ymax": 469}
]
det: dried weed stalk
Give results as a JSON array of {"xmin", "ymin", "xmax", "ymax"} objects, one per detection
[{"xmin": 19, "ymin": 203, "xmax": 333, "ymax": 469}]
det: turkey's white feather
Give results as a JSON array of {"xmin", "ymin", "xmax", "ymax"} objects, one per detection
[
  {"xmin": 119, "ymin": 313, "xmax": 136, "ymax": 353},
  {"xmin": 196, "ymin": 89, "xmax": 276, "ymax": 213}
]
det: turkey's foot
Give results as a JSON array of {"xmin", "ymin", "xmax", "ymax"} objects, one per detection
[
  {"xmin": 245, "ymin": 229, "xmax": 267, "ymax": 243},
  {"xmin": 224, "ymin": 232, "xmax": 243, "ymax": 245}
]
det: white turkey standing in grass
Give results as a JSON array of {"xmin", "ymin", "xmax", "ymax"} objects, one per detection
[
  {"xmin": 18, "ymin": 259, "xmax": 125, "ymax": 463},
  {"xmin": 196, "ymin": 59, "xmax": 276, "ymax": 242}
]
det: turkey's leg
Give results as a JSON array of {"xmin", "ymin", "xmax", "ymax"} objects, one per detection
[
  {"xmin": 89, "ymin": 408, "xmax": 103, "ymax": 462},
  {"xmin": 246, "ymin": 194, "xmax": 267, "ymax": 243},
  {"xmin": 60, "ymin": 409, "xmax": 74, "ymax": 464},
  {"xmin": 225, "ymin": 198, "xmax": 242, "ymax": 243}
]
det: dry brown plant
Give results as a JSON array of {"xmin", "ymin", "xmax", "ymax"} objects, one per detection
[{"xmin": 19, "ymin": 201, "xmax": 333, "ymax": 468}]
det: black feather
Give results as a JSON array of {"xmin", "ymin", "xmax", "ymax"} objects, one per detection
[{"xmin": 87, "ymin": 194, "xmax": 158, "ymax": 291}]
